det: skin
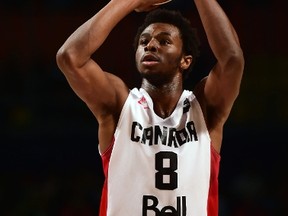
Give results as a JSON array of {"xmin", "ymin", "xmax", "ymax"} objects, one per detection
[
  {"xmin": 56, "ymin": 0, "xmax": 244, "ymax": 154},
  {"xmin": 135, "ymin": 23, "xmax": 192, "ymax": 119}
]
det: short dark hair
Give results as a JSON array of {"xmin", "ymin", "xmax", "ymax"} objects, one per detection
[{"xmin": 134, "ymin": 9, "xmax": 200, "ymax": 77}]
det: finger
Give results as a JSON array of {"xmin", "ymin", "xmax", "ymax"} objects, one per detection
[
  {"xmin": 153, "ymin": 0, "xmax": 172, "ymax": 6},
  {"xmin": 135, "ymin": 5, "xmax": 159, "ymax": 12}
]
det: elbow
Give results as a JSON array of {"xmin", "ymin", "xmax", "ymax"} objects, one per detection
[
  {"xmin": 223, "ymin": 47, "xmax": 245, "ymax": 72},
  {"xmin": 232, "ymin": 47, "xmax": 244, "ymax": 65},
  {"xmin": 233, "ymin": 48, "xmax": 245, "ymax": 72},
  {"xmin": 56, "ymin": 47, "xmax": 75, "ymax": 73},
  {"xmin": 56, "ymin": 44, "xmax": 86, "ymax": 75}
]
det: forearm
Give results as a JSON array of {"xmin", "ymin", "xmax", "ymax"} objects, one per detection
[
  {"xmin": 194, "ymin": 0, "xmax": 243, "ymax": 62},
  {"xmin": 57, "ymin": 0, "xmax": 138, "ymax": 68}
]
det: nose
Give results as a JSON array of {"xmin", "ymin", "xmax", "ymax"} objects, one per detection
[{"xmin": 144, "ymin": 38, "xmax": 158, "ymax": 52}]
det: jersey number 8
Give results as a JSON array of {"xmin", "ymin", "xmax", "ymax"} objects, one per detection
[{"xmin": 155, "ymin": 151, "xmax": 178, "ymax": 190}]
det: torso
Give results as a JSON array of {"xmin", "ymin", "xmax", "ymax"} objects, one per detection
[{"xmin": 99, "ymin": 88, "xmax": 220, "ymax": 216}]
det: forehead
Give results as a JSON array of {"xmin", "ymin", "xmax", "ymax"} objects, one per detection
[{"xmin": 141, "ymin": 23, "xmax": 181, "ymax": 38}]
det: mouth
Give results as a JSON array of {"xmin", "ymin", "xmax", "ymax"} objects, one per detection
[{"xmin": 141, "ymin": 54, "xmax": 160, "ymax": 63}]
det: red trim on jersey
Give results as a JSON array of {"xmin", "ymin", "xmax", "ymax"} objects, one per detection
[
  {"xmin": 99, "ymin": 139, "xmax": 114, "ymax": 216},
  {"xmin": 207, "ymin": 145, "xmax": 221, "ymax": 216},
  {"xmin": 99, "ymin": 141, "xmax": 221, "ymax": 216}
]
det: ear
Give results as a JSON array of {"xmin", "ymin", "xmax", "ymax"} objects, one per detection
[{"xmin": 180, "ymin": 55, "xmax": 192, "ymax": 71}]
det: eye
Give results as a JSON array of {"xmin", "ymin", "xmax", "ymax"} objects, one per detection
[
  {"xmin": 139, "ymin": 38, "xmax": 149, "ymax": 46},
  {"xmin": 160, "ymin": 39, "xmax": 171, "ymax": 45}
]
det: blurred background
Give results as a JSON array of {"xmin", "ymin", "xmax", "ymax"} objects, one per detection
[{"xmin": 1, "ymin": 0, "xmax": 287, "ymax": 215}]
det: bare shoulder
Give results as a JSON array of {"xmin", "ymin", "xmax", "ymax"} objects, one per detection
[
  {"xmin": 193, "ymin": 77, "xmax": 207, "ymax": 111},
  {"xmin": 93, "ymin": 72, "xmax": 130, "ymax": 154},
  {"xmin": 194, "ymin": 77, "xmax": 224, "ymax": 153},
  {"xmin": 88, "ymin": 71, "xmax": 129, "ymax": 119},
  {"xmin": 105, "ymin": 72, "xmax": 130, "ymax": 109}
]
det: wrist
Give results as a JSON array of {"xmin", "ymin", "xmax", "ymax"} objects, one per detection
[{"xmin": 110, "ymin": 0, "xmax": 141, "ymax": 12}]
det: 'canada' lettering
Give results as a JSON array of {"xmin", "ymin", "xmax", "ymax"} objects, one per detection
[{"xmin": 131, "ymin": 121, "xmax": 198, "ymax": 148}]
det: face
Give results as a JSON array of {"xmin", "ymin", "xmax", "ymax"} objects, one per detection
[{"xmin": 135, "ymin": 23, "xmax": 187, "ymax": 83}]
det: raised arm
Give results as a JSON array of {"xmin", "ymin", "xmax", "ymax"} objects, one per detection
[
  {"xmin": 56, "ymin": 0, "xmax": 167, "ymax": 152},
  {"xmin": 56, "ymin": 0, "xmax": 137, "ymax": 119},
  {"xmin": 193, "ymin": 0, "xmax": 245, "ymax": 152},
  {"xmin": 56, "ymin": 0, "xmax": 168, "ymax": 116}
]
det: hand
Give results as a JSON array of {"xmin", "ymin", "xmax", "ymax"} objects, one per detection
[{"xmin": 134, "ymin": 0, "xmax": 170, "ymax": 12}]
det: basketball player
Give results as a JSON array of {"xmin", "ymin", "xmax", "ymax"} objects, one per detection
[{"xmin": 56, "ymin": 0, "xmax": 244, "ymax": 215}]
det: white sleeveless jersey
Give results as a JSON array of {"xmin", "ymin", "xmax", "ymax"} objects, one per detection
[{"xmin": 99, "ymin": 88, "xmax": 220, "ymax": 216}]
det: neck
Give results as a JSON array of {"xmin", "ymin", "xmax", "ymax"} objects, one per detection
[{"xmin": 141, "ymin": 79, "xmax": 183, "ymax": 118}]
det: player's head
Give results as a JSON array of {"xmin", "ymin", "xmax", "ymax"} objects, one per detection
[{"xmin": 134, "ymin": 9, "xmax": 200, "ymax": 78}]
